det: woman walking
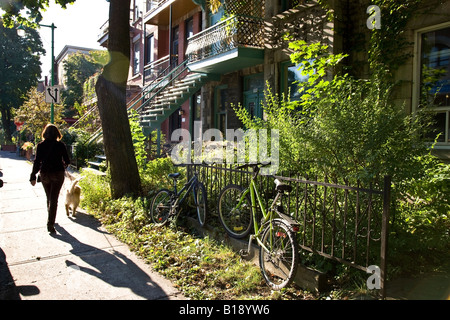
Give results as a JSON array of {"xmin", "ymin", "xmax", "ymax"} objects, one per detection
[{"xmin": 30, "ymin": 124, "xmax": 70, "ymax": 234}]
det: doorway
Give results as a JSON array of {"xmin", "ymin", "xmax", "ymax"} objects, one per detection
[{"xmin": 243, "ymin": 73, "xmax": 264, "ymax": 119}]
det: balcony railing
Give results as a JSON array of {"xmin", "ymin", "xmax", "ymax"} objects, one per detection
[
  {"xmin": 185, "ymin": 15, "xmax": 265, "ymax": 64},
  {"xmin": 144, "ymin": 0, "xmax": 172, "ymax": 18},
  {"xmin": 97, "ymin": 20, "xmax": 109, "ymax": 45}
]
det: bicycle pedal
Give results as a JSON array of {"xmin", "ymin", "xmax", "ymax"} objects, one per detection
[{"xmin": 239, "ymin": 249, "xmax": 249, "ymax": 257}]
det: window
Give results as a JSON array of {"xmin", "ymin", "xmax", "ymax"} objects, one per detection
[
  {"xmin": 280, "ymin": 61, "xmax": 312, "ymax": 102},
  {"xmin": 133, "ymin": 41, "xmax": 140, "ymax": 75},
  {"xmin": 134, "ymin": 4, "xmax": 140, "ymax": 21},
  {"xmin": 172, "ymin": 26, "xmax": 179, "ymax": 66},
  {"xmin": 185, "ymin": 18, "xmax": 194, "ymax": 57},
  {"xmin": 146, "ymin": 0, "xmax": 154, "ymax": 12},
  {"xmin": 215, "ymin": 85, "xmax": 228, "ymax": 134},
  {"xmin": 145, "ymin": 34, "xmax": 154, "ymax": 65},
  {"xmin": 416, "ymin": 23, "xmax": 450, "ymax": 146},
  {"xmin": 193, "ymin": 91, "xmax": 202, "ymax": 121},
  {"xmin": 186, "ymin": 18, "xmax": 194, "ymax": 40}
]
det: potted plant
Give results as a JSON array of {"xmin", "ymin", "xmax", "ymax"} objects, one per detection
[{"xmin": 21, "ymin": 141, "xmax": 34, "ymax": 160}]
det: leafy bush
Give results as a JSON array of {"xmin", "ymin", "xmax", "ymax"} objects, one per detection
[
  {"xmin": 62, "ymin": 127, "xmax": 103, "ymax": 168},
  {"xmin": 234, "ymin": 40, "xmax": 449, "ymax": 276},
  {"xmin": 236, "ymin": 40, "xmax": 435, "ymax": 189},
  {"xmin": 79, "ymin": 168, "xmax": 110, "ymax": 212}
]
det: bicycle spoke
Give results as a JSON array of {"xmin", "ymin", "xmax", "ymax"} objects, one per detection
[
  {"xmin": 259, "ymin": 220, "xmax": 299, "ymax": 290},
  {"xmin": 218, "ymin": 185, "xmax": 253, "ymax": 239},
  {"xmin": 150, "ymin": 189, "xmax": 172, "ymax": 226}
]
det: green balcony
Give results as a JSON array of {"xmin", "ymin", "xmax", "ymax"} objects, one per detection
[{"xmin": 186, "ymin": 15, "xmax": 265, "ymax": 74}]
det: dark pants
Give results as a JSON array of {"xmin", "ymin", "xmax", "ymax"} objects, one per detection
[{"xmin": 40, "ymin": 171, "xmax": 65, "ymax": 228}]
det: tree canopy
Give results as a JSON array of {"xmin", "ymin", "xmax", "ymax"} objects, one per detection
[
  {"xmin": 0, "ymin": 20, "xmax": 44, "ymax": 142},
  {"xmin": 61, "ymin": 50, "xmax": 107, "ymax": 117},
  {"xmin": 2, "ymin": 0, "xmax": 142, "ymax": 198}
]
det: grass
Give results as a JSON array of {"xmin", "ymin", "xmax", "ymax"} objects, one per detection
[
  {"xmin": 98, "ymin": 215, "xmax": 317, "ymax": 300},
  {"xmin": 78, "ymin": 165, "xmax": 449, "ymax": 300}
]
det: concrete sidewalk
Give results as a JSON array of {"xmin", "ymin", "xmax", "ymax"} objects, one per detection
[{"xmin": 0, "ymin": 150, "xmax": 185, "ymax": 300}]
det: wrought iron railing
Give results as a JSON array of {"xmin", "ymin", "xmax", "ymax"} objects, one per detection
[
  {"xmin": 143, "ymin": 54, "xmax": 176, "ymax": 85},
  {"xmin": 186, "ymin": 15, "xmax": 265, "ymax": 64},
  {"xmin": 186, "ymin": 163, "xmax": 391, "ymax": 298},
  {"xmin": 136, "ymin": 59, "xmax": 189, "ymax": 113}
]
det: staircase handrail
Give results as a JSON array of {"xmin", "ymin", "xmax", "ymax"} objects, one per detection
[
  {"xmin": 132, "ymin": 59, "xmax": 189, "ymax": 113},
  {"xmin": 71, "ymin": 104, "xmax": 99, "ymax": 129},
  {"xmin": 84, "ymin": 59, "xmax": 189, "ymax": 145}
]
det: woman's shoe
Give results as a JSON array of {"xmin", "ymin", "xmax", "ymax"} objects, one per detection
[{"xmin": 47, "ymin": 225, "xmax": 56, "ymax": 234}]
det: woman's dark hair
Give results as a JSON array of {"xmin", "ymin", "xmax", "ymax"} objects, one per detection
[{"xmin": 42, "ymin": 124, "xmax": 62, "ymax": 141}]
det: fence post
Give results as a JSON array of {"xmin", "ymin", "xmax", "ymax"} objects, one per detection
[{"xmin": 380, "ymin": 175, "xmax": 391, "ymax": 299}]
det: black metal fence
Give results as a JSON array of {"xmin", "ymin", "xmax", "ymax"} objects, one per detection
[{"xmin": 187, "ymin": 163, "xmax": 391, "ymax": 297}]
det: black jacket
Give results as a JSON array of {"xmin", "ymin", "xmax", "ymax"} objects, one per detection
[{"xmin": 30, "ymin": 139, "xmax": 70, "ymax": 181}]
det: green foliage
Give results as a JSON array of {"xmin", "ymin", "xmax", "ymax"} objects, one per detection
[
  {"xmin": 236, "ymin": 40, "xmax": 435, "ymax": 187},
  {"xmin": 62, "ymin": 127, "xmax": 103, "ymax": 168},
  {"xmin": 0, "ymin": 0, "xmax": 75, "ymax": 28},
  {"xmin": 61, "ymin": 52, "xmax": 105, "ymax": 117},
  {"xmin": 128, "ymin": 109, "xmax": 147, "ymax": 169},
  {"xmin": 0, "ymin": 21, "xmax": 44, "ymax": 142},
  {"xmin": 367, "ymin": 0, "xmax": 422, "ymax": 77},
  {"xmin": 235, "ymin": 38, "xmax": 449, "ymax": 278},
  {"xmin": 78, "ymin": 168, "xmax": 111, "ymax": 212},
  {"xmin": 127, "ymin": 109, "xmax": 180, "ymax": 195},
  {"xmin": 15, "ymin": 87, "xmax": 65, "ymax": 140}
]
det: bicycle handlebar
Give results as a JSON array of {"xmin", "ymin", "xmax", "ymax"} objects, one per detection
[{"xmin": 235, "ymin": 163, "xmax": 272, "ymax": 170}]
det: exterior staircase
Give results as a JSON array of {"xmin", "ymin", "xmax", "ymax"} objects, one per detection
[
  {"xmin": 78, "ymin": 59, "xmax": 218, "ymax": 157},
  {"xmin": 138, "ymin": 71, "xmax": 212, "ymax": 135}
]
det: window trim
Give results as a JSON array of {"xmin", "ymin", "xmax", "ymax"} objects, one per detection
[
  {"xmin": 214, "ymin": 84, "xmax": 228, "ymax": 134},
  {"xmin": 413, "ymin": 21, "xmax": 450, "ymax": 148},
  {"xmin": 132, "ymin": 40, "xmax": 141, "ymax": 76}
]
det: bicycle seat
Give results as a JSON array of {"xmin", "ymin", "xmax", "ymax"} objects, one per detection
[
  {"xmin": 168, "ymin": 173, "xmax": 181, "ymax": 180},
  {"xmin": 274, "ymin": 179, "xmax": 292, "ymax": 193}
]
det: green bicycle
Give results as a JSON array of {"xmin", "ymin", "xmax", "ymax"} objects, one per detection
[{"xmin": 217, "ymin": 164, "xmax": 300, "ymax": 290}]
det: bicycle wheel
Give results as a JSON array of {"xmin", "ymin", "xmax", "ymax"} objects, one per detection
[
  {"xmin": 259, "ymin": 219, "xmax": 299, "ymax": 290},
  {"xmin": 217, "ymin": 184, "xmax": 253, "ymax": 239},
  {"xmin": 194, "ymin": 182, "xmax": 207, "ymax": 227},
  {"xmin": 150, "ymin": 189, "xmax": 172, "ymax": 226}
]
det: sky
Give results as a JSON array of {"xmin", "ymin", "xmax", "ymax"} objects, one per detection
[{"xmin": 38, "ymin": 0, "xmax": 110, "ymax": 81}]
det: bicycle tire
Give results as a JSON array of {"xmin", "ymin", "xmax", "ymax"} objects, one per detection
[
  {"xmin": 217, "ymin": 184, "xmax": 253, "ymax": 239},
  {"xmin": 150, "ymin": 189, "xmax": 172, "ymax": 226},
  {"xmin": 259, "ymin": 219, "xmax": 299, "ymax": 290},
  {"xmin": 194, "ymin": 182, "xmax": 207, "ymax": 227}
]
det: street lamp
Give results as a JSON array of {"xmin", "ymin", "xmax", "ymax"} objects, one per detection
[{"xmin": 17, "ymin": 23, "xmax": 57, "ymax": 124}]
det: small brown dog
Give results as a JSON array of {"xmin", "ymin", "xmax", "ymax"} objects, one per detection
[{"xmin": 65, "ymin": 172, "xmax": 82, "ymax": 217}]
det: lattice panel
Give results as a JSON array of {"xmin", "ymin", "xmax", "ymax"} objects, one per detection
[
  {"xmin": 223, "ymin": 0, "xmax": 264, "ymax": 18},
  {"xmin": 269, "ymin": 4, "xmax": 328, "ymax": 50}
]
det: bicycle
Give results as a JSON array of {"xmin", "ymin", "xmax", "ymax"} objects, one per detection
[
  {"xmin": 217, "ymin": 163, "xmax": 300, "ymax": 290},
  {"xmin": 150, "ymin": 167, "xmax": 207, "ymax": 227}
]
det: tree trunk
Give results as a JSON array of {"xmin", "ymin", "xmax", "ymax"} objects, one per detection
[
  {"xmin": 1, "ymin": 108, "xmax": 12, "ymax": 143},
  {"xmin": 95, "ymin": 0, "xmax": 141, "ymax": 198}
]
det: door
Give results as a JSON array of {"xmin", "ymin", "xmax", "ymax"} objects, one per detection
[{"xmin": 243, "ymin": 73, "xmax": 264, "ymax": 119}]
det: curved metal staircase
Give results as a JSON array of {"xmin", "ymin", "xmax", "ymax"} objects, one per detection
[{"xmin": 76, "ymin": 59, "xmax": 217, "ymax": 159}]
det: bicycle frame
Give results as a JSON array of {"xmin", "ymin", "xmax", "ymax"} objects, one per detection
[
  {"xmin": 237, "ymin": 176, "xmax": 284, "ymax": 250},
  {"xmin": 236, "ymin": 170, "xmax": 298, "ymax": 257},
  {"xmin": 170, "ymin": 173, "xmax": 199, "ymax": 216}
]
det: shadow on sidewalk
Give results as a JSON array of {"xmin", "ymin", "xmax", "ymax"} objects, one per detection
[
  {"xmin": 67, "ymin": 211, "xmax": 110, "ymax": 235},
  {"xmin": 0, "ymin": 248, "xmax": 40, "ymax": 300},
  {"xmin": 52, "ymin": 224, "xmax": 169, "ymax": 299}
]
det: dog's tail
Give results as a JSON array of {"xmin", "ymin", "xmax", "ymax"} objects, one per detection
[{"xmin": 69, "ymin": 177, "xmax": 83, "ymax": 194}]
